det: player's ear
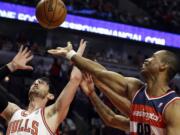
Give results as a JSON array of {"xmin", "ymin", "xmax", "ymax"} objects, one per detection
[
  {"xmin": 159, "ymin": 63, "xmax": 168, "ymax": 71},
  {"xmin": 47, "ymin": 93, "xmax": 55, "ymax": 100}
]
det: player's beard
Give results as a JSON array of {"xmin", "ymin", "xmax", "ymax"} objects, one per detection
[{"xmin": 28, "ymin": 88, "xmax": 46, "ymax": 101}]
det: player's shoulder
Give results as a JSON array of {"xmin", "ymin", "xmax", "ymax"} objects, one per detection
[
  {"xmin": 125, "ymin": 77, "xmax": 144, "ymax": 100},
  {"xmin": 164, "ymin": 99, "xmax": 180, "ymax": 123},
  {"xmin": 166, "ymin": 99, "xmax": 180, "ymax": 110},
  {"xmin": 125, "ymin": 77, "xmax": 143, "ymax": 85}
]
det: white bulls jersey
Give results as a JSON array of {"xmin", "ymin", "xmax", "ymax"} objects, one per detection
[{"xmin": 6, "ymin": 108, "xmax": 57, "ymax": 135}]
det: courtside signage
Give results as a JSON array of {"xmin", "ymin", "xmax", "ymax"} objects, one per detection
[{"xmin": 0, "ymin": 1, "xmax": 180, "ymax": 48}]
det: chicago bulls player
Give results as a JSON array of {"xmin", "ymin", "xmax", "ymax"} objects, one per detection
[{"xmin": 0, "ymin": 40, "xmax": 86, "ymax": 135}]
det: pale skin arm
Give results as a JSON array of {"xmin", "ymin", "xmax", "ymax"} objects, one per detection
[
  {"xmin": 45, "ymin": 40, "xmax": 87, "ymax": 133},
  {"xmin": 164, "ymin": 100, "xmax": 180, "ymax": 135},
  {"xmin": 48, "ymin": 43, "xmax": 143, "ymax": 101},
  {"xmin": 1, "ymin": 102, "xmax": 20, "ymax": 121},
  {"xmin": 80, "ymin": 73, "xmax": 130, "ymax": 132},
  {"xmin": 0, "ymin": 46, "xmax": 33, "ymax": 120}
]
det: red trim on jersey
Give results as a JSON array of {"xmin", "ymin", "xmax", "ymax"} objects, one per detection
[
  {"xmin": 130, "ymin": 104, "xmax": 165, "ymax": 128},
  {"xmin": 162, "ymin": 97, "xmax": 180, "ymax": 116},
  {"xmin": 130, "ymin": 132, "xmax": 137, "ymax": 135},
  {"xmin": 55, "ymin": 130, "xmax": 60, "ymax": 135},
  {"xmin": 132, "ymin": 89, "xmax": 141, "ymax": 103},
  {"xmin": 40, "ymin": 108, "xmax": 55, "ymax": 135},
  {"xmin": 132, "ymin": 85, "xmax": 145, "ymax": 103},
  {"xmin": 145, "ymin": 90, "xmax": 175, "ymax": 100}
]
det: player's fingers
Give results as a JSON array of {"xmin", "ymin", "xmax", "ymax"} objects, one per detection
[
  {"xmin": 18, "ymin": 45, "xmax": 23, "ymax": 53},
  {"xmin": 24, "ymin": 50, "xmax": 32, "ymax": 58},
  {"xmin": 21, "ymin": 47, "xmax": 28, "ymax": 56},
  {"xmin": 82, "ymin": 73, "xmax": 86, "ymax": 79},
  {"xmin": 48, "ymin": 49, "xmax": 58, "ymax": 54},
  {"xmin": 26, "ymin": 55, "xmax": 34, "ymax": 62},
  {"xmin": 80, "ymin": 39, "xmax": 84, "ymax": 46},
  {"xmin": 83, "ymin": 41, "xmax": 87, "ymax": 46}
]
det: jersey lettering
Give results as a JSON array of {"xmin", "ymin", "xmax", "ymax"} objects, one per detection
[
  {"xmin": 130, "ymin": 87, "xmax": 179, "ymax": 135},
  {"xmin": 7, "ymin": 119, "xmax": 39, "ymax": 135}
]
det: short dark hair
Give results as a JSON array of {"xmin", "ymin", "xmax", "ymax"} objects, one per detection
[
  {"xmin": 39, "ymin": 77, "xmax": 54, "ymax": 94},
  {"xmin": 161, "ymin": 50, "xmax": 179, "ymax": 81}
]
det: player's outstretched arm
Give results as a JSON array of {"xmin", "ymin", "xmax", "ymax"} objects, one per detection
[
  {"xmin": 0, "ymin": 46, "xmax": 33, "ymax": 120},
  {"xmin": 80, "ymin": 73, "xmax": 130, "ymax": 132},
  {"xmin": 93, "ymin": 77, "xmax": 131, "ymax": 116},
  {"xmin": 165, "ymin": 100, "xmax": 180, "ymax": 135},
  {"xmin": 1, "ymin": 102, "xmax": 20, "ymax": 121},
  {"xmin": 45, "ymin": 40, "xmax": 86, "ymax": 133},
  {"xmin": 48, "ymin": 41, "xmax": 143, "ymax": 101}
]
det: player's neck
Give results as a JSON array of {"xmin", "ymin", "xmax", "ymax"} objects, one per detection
[
  {"xmin": 28, "ymin": 97, "xmax": 47, "ymax": 113},
  {"xmin": 146, "ymin": 78, "xmax": 169, "ymax": 97}
]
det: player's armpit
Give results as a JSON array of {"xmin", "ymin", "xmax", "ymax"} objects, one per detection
[
  {"xmin": 165, "ymin": 100, "xmax": 180, "ymax": 135},
  {"xmin": 44, "ymin": 105, "xmax": 69, "ymax": 133},
  {"xmin": 44, "ymin": 80, "xmax": 79, "ymax": 132},
  {"xmin": 1, "ymin": 102, "xmax": 20, "ymax": 121}
]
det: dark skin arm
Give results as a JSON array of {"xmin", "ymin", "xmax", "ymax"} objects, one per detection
[
  {"xmin": 80, "ymin": 73, "xmax": 130, "ymax": 132},
  {"xmin": 48, "ymin": 43, "xmax": 144, "ymax": 101},
  {"xmin": 48, "ymin": 42, "xmax": 144, "ymax": 118},
  {"xmin": 164, "ymin": 100, "xmax": 180, "ymax": 135},
  {"xmin": 93, "ymin": 77, "xmax": 131, "ymax": 116}
]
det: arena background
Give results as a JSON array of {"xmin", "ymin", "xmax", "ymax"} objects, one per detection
[{"xmin": 0, "ymin": 0, "xmax": 179, "ymax": 135}]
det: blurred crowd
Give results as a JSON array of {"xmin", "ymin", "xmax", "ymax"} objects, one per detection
[
  {"xmin": 0, "ymin": 32, "xmax": 147, "ymax": 68},
  {"xmin": 2, "ymin": 0, "xmax": 180, "ymax": 33},
  {"xmin": 131, "ymin": 0, "xmax": 180, "ymax": 31}
]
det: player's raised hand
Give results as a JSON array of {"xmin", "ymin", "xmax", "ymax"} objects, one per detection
[
  {"xmin": 48, "ymin": 41, "xmax": 73, "ymax": 57},
  {"xmin": 8, "ymin": 46, "xmax": 33, "ymax": 72},
  {"xmin": 77, "ymin": 39, "xmax": 87, "ymax": 57},
  {"xmin": 80, "ymin": 72, "xmax": 95, "ymax": 96},
  {"xmin": 70, "ymin": 40, "xmax": 87, "ymax": 81}
]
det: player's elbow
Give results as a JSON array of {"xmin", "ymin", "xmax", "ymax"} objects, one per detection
[
  {"xmin": 103, "ymin": 115, "xmax": 116, "ymax": 127},
  {"xmin": 104, "ymin": 116, "xmax": 130, "ymax": 132}
]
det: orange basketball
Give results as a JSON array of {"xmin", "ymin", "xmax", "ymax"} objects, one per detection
[{"xmin": 36, "ymin": 0, "xmax": 67, "ymax": 29}]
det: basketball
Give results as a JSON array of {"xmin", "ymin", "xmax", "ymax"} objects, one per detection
[{"xmin": 36, "ymin": 0, "xmax": 67, "ymax": 29}]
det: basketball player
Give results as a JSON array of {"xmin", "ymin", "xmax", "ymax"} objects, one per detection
[
  {"xmin": 0, "ymin": 40, "xmax": 86, "ymax": 135},
  {"xmin": 48, "ymin": 43, "xmax": 180, "ymax": 135}
]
